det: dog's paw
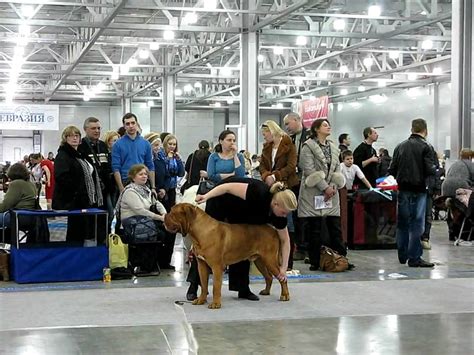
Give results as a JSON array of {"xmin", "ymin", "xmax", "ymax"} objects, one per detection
[
  {"xmin": 192, "ymin": 297, "xmax": 207, "ymax": 305},
  {"xmin": 208, "ymin": 302, "xmax": 221, "ymax": 309},
  {"xmin": 279, "ymin": 294, "xmax": 290, "ymax": 301},
  {"xmin": 259, "ymin": 289, "xmax": 270, "ymax": 296}
]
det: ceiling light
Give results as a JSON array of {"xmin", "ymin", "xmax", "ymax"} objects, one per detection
[
  {"xmin": 265, "ymin": 87, "xmax": 273, "ymax": 94},
  {"xmin": 227, "ymin": 98, "xmax": 234, "ymax": 105},
  {"xmin": 257, "ymin": 54, "xmax": 265, "ymax": 63},
  {"xmin": 83, "ymin": 95, "xmax": 90, "ymax": 102},
  {"xmin": 96, "ymin": 82, "xmax": 106, "ymax": 92},
  {"xmin": 363, "ymin": 57, "xmax": 374, "ymax": 68},
  {"xmin": 220, "ymin": 67, "xmax": 232, "ymax": 76},
  {"xmin": 294, "ymin": 77, "xmax": 304, "ymax": 86},
  {"xmin": 147, "ymin": 100, "xmax": 154, "ymax": 107},
  {"xmin": 111, "ymin": 71, "xmax": 119, "ymax": 80},
  {"xmin": 377, "ymin": 79, "xmax": 387, "ymax": 87},
  {"xmin": 273, "ymin": 47, "xmax": 284, "ymax": 55},
  {"xmin": 183, "ymin": 84, "xmax": 193, "ymax": 93},
  {"xmin": 339, "ymin": 65, "xmax": 348, "ymax": 74},
  {"xmin": 433, "ymin": 67, "xmax": 443, "ymax": 75},
  {"xmin": 358, "ymin": 85, "xmax": 366, "ymax": 92},
  {"xmin": 388, "ymin": 50, "xmax": 399, "ymax": 59},
  {"xmin": 120, "ymin": 64, "xmax": 130, "ymax": 74},
  {"xmin": 276, "ymin": 103, "xmax": 284, "ymax": 109},
  {"xmin": 318, "ymin": 70, "xmax": 328, "ymax": 79},
  {"xmin": 163, "ymin": 30, "xmax": 175, "ymax": 40},
  {"xmin": 407, "ymin": 73, "xmax": 418, "ymax": 81},
  {"xmin": 194, "ymin": 82, "xmax": 202, "ymax": 89},
  {"xmin": 333, "ymin": 19, "xmax": 346, "ymax": 31},
  {"xmin": 406, "ymin": 88, "xmax": 420, "ymax": 98},
  {"xmin": 21, "ymin": 5, "xmax": 35, "ymax": 18},
  {"xmin": 368, "ymin": 5, "xmax": 382, "ymax": 17},
  {"xmin": 320, "ymin": 42, "xmax": 327, "ymax": 47},
  {"xmin": 421, "ymin": 10, "xmax": 427, "ymax": 15},
  {"xmin": 175, "ymin": 88, "xmax": 183, "ymax": 96},
  {"xmin": 18, "ymin": 24, "xmax": 30, "ymax": 36},
  {"xmin": 279, "ymin": 84, "xmax": 287, "ymax": 90},
  {"xmin": 183, "ymin": 12, "xmax": 198, "ymax": 25},
  {"xmin": 127, "ymin": 58, "xmax": 138, "ymax": 67},
  {"xmin": 16, "ymin": 36, "xmax": 28, "ymax": 47},
  {"xmin": 296, "ymin": 36, "xmax": 307, "ymax": 46},
  {"xmin": 421, "ymin": 39, "xmax": 433, "ymax": 50},
  {"xmin": 149, "ymin": 42, "xmax": 160, "ymax": 51},
  {"xmin": 139, "ymin": 49, "xmax": 149, "ymax": 59},
  {"xmin": 340, "ymin": 88, "xmax": 348, "ymax": 95},
  {"xmin": 214, "ymin": 102, "xmax": 221, "ymax": 108},
  {"xmin": 369, "ymin": 94, "xmax": 387, "ymax": 104},
  {"xmin": 203, "ymin": 0, "xmax": 217, "ymax": 10},
  {"xmin": 14, "ymin": 46, "xmax": 25, "ymax": 57}
]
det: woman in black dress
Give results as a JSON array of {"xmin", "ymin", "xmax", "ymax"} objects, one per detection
[{"xmin": 186, "ymin": 177, "xmax": 297, "ymax": 301}]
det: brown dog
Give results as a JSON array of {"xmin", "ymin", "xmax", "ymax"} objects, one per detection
[{"xmin": 164, "ymin": 203, "xmax": 290, "ymax": 309}]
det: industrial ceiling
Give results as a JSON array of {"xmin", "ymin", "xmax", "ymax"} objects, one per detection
[{"xmin": 0, "ymin": 0, "xmax": 452, "ymax": 108}]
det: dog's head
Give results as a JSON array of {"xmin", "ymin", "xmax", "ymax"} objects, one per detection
[{"xmin": 164, "ymin": 203, "xmax": 198, "ymax": 235}]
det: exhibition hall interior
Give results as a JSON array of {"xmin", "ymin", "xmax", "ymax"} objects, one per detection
[{"xmin": 0, "ymin": 0, "xmax": 473, "ymax": 354}]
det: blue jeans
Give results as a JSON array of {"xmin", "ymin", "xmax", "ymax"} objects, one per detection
[{"xmin": 396, "ymin": 191, "xmax": 426, "ymax": 263}]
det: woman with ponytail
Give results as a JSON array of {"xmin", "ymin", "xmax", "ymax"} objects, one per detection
[{"xmin": 184, "ymin": 177, "xmax": 297, "ymax": 301}]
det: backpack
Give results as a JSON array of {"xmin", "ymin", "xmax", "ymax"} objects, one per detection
[{"xmin": 320, "ymin": 246, "xmax": 349, "ymax": 272}]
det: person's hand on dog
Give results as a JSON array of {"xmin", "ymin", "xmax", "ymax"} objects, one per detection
[
  {"xmin": 277, "ymin": 268, "xmax": 287, "ymax": 282},
  {"xmin": 195, "ymin": 194, "xmax": 207, "ymax": 204}
]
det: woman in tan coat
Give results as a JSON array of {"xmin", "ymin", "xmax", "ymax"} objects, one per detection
[{"xmin": 259, "ymin": 120, "xmax": 298, "ymax": 189}]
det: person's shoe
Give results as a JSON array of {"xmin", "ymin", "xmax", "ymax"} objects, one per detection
[
  {"xmin": 238, "ymin": 290, "xmax": 260, "ymax": 301},
  {"xmin": 186, "ymin": 283, "xmax": 198, "ymax": 301},
  {"xmin": 309, "ymin": 265, "xmax": 319, "ymax": 271},
  {"xmin": 304, "ymin": 257, "xmax": 311, "ymax": 264},
  {"xmin": 408, "ymin": 259, "xmax": 435, "ymax": 268},
  {"xmin": 421, "ymin": 239, "xmax": 431, "ymax": 250},
  {"xmin": 347, "ymin": 263, "xmax": 355, "ymax": 270}
]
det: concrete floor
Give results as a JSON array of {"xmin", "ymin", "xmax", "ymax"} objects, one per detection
[{"xmin": 1, "ymin": 221, "xmax": 473, "ymax": 354}]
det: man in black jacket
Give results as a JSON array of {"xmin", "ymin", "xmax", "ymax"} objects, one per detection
[
  {"xmin": 388, "ymin": 118, "xmax": 436, "ymax": 267},
  {"xmin": 284, "ymin": 112, "xmax": 310, "ymax": 263},
  {"xmin": 78, "ymin": 117, "xmax": 112, "ymax": 238}
]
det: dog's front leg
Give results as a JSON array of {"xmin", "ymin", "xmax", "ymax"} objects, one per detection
[
  {"xmin": 193, "ymin": 259, "xmax": 209, "ymax": 305},
  {"xmin": 209, "ymin": 266, "xmax": 223, "ymax": 309}
]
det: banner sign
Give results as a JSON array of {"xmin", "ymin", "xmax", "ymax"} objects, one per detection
[
  {"xmin": 297, "ymin": 95, "xmax": 329, "ymax": 128},
  {"xmin": 0, "ymin": 104, "xmax": 59, "ymax": 130}
]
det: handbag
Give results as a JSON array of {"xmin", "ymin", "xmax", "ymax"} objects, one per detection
[
  {"xmin": 319, "ymin": 246, "xmax": 349, "ymax": 272},
  {"xmin": 108, "ymin": 233, "xmax": 128, "ymax": 269},
  {"xmin": 121, "ymin": 215, "xmax": 166, "ymax": 244},
  {"xmin": 197, "ymin": 178, "xmax": 217, "ymax": 195}
]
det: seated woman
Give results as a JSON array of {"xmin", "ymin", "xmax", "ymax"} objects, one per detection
[
  {"xmin": 0, "ymin": 163, "xmax": 38, "ymax": 241},
  {"xmin": 117, "ymin": 164, "xmax": 167, "ymax": 242}
]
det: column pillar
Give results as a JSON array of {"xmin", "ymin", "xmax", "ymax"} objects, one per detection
[
  {"xmin": 433, "ymin": 83, "xmax": 440, "ymax": 151},
  {"xmin": 240, "ymin": 5, "xmax": 259, "ymax": 154},
  {"xmin": 121, "ymin": 95, "xmax": 132, "ymax": 115},
  {"xmin": 451, "ymin": 0, "xmax": 472, "ymax": 159},
  {"xmin": 162, "ymin": 49, "xmax": 176, "ymax": 133}
]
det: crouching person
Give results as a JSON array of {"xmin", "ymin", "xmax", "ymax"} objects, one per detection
[{"xmin": 117, "ymin": 164, "xmax": 167, "ymax": 274}]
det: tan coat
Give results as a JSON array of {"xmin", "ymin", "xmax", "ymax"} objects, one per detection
[{"xmin": 259, "ymin": 135, "xmax": 299, "ymax": 188}]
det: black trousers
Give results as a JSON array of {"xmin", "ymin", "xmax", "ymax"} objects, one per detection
[
  {"xmin": 159, "ymin": 188, "xmax": 177, "ymax": 267},
  {"xmin": 291, "ymin": 183, "xmax": 305, "ymax": 250},
  {"xmin": 422, "ymin": 193, "xmax": 433, "ymax": 240},
  {"xmin": 303, "ymin": 216, "xmax": 346, "ymax": 267}
]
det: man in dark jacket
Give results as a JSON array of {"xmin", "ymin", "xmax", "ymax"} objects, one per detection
[
  {"xmin": 78, "ymin": 117, "xmax": 112, "ymax": 236},
  {"xmin": 283, "ymin": 112, "xmax": 310, "ymax": 263},
  {"xmin": 388, "ymin": 118, "xmax": 436, "ymax": 267}
]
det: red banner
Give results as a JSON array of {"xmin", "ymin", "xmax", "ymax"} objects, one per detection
[{"xmin": 297, "ymin": 95, "xmax": 329, "ymax": 128}]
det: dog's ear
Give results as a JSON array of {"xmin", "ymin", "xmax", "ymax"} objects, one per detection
[{"xmin": 182, "ymin": 203, "xmax": 197, "ymax": 233}]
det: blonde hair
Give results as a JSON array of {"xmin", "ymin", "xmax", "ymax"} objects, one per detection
[
  {"xmin": 61, "ymin": 126, "xmax": 81, "ymax": 145},
  {"xmin": 144, "ymin": 132, "xmax": 161, "ymax": 146},
  {"xmin": 103, "ymin": 130, "xmax": 120, "ymax": 149},
  {"xmin": 163, "ymin": 134, "xmax": 179, "ymax": 153},
  {"xmin": 128, "ymin": 164, "xmax": 149, "ymax": 181},
  {"xmin": 262, "ymin": 120, "xmax": 286, "ymax": 139},
  {"xmin": 270, "ymin": 182, "xmax": 297, "ymax": 211},
  {"xmin": 460, "ymin": 148, "xmax": 472, "ymax": 160}
]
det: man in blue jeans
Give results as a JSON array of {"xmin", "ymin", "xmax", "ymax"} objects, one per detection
[{"xmin": 389, "ymin": 118, "xmax": 436, "ymax": 267}]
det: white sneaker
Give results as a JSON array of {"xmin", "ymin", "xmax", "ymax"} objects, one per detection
[{"xmin": 421, "ymin": 240, "xmax": 431, "ymax": 250}]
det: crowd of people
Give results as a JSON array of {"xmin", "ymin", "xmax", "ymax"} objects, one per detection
[{"xmin": 1, "ymin": 111, "xmax": 473, "ymax": 300}]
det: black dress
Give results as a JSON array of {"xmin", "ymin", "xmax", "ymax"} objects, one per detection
[{"xmin": 187, "ymin": 177, "xmax": 287, "ymax": 292}]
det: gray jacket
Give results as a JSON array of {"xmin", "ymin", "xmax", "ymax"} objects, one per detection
[
  {"xmin": 297, "ymin": 138, "xmax": 345, "ymax": 218},
  {"xmin": 441, "ymin": 159, "xmax": 474, "ymax": 197}
]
